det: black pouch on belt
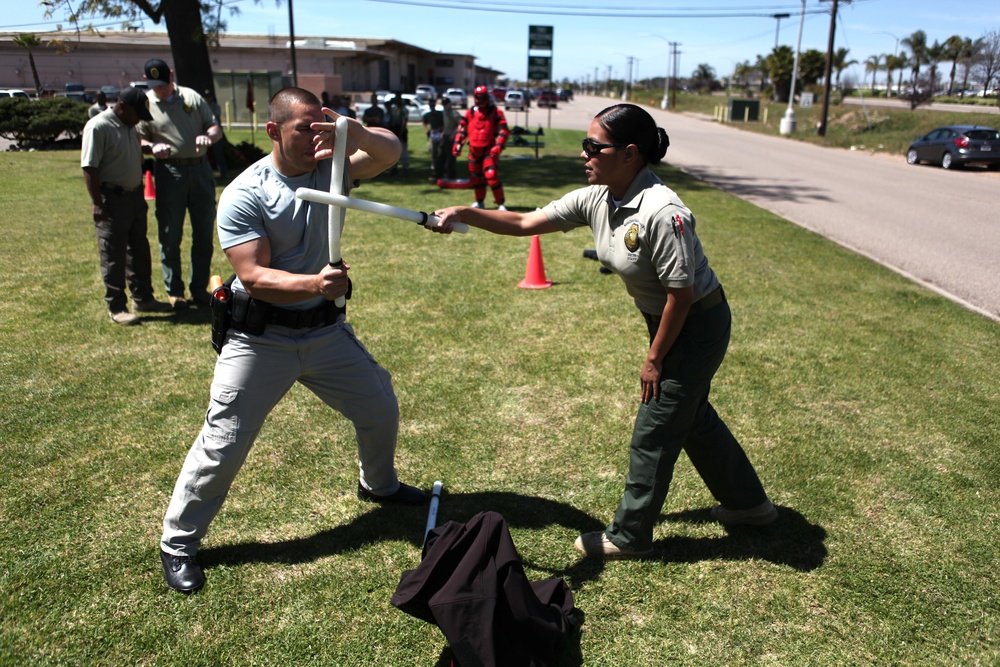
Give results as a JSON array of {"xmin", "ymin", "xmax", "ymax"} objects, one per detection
[
  {"xmin": 230, "ymin": 287, "xmax": 270, "ymax": 336},
  {"xmin": 210, "ymin": 274, "xmax": 236, "ymax": 354}
]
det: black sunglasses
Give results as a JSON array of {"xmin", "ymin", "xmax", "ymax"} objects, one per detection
[{"xmin": 581, "ymin": 138, "xmax": 626, "ymax": 157}]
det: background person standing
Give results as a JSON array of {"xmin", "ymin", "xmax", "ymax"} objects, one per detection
[
  {"xmin": 422, "ymin": 99, "xmax": 444, "ymax": 183},
  {"xmin": 439, "ymin": 96, "xmax": 460, "ymax": 180},
  {"xmin": 137, "ymin": 58, "xmax": 222, "ymax": 310},
  {"xmin": 88, "ymin": 91, "xmax": 108, "ymax": 119},
  {"xmin": 386, "ymin": 94, "xmax": 410, "ymax": 176},
  {"xmin": 80, "ymin": 87, "xmax": 172, "ymax": 325}
]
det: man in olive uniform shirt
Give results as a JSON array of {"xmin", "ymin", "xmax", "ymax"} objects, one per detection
[
  {"xmin": 81, "ymin": 87, "xmax": 172, "ymax": 325},
  {"xmin": 137, "ymin": 58, "xmax": 223, "ymax": 309}
]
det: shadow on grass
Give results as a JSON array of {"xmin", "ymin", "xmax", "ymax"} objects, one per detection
[
  {"xmin": 138, "ymin": 304, "xmax": 213, "ymax": 327},
  {"xmin": 200, "ymin": 490, "xmax": 605, "ymax": 571},
  {"xmin": 650, "ymin": 506, "xmax": 828, "ymax": 571},
  {"xmin": 201, "ymin": 493, "xmax": 824, "ymax": 579}
]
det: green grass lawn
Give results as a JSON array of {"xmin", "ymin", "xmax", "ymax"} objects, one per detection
[{"xmin": 1, "ymin": 130, "xmax": 998, "ymax": 666}]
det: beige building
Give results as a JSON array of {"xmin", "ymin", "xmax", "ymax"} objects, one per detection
[{"xmin": 0, "ymin": 30, "xmax": 503, "ymax": 122}]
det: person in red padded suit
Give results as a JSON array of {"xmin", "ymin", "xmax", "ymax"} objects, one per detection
[{"xmin": 452, "ymin": 85, "xmax": 511, "ymax": 210}]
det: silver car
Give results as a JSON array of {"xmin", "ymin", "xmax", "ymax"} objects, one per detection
[{"xmin": 444, "ymin": 88, "xmax": 467, "ymax": 109}]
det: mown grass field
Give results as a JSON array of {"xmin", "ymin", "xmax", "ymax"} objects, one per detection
[{"xmin": 1, "ymin": 127, "xmax": 998, "ymax": 666}]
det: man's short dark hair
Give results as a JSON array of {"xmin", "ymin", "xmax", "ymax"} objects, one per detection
[{"xmin": 269, "ymin": 87, "xmax": 321, "ymax": 124}]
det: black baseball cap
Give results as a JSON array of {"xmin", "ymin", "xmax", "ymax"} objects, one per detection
[
  {"xmin": 144, "ymin": 58, "xmax": 172, "ymax": 87},
  {"xmin": 119, "ymin": 86, "xmax": 153, "ymax": 121}
]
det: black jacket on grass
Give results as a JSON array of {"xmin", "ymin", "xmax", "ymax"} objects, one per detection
[{"xmin": 391, "ymin": 511, "xmax": 579, "ymax": 667}]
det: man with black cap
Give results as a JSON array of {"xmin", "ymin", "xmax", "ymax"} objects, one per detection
[
  {"xmin": 81, "ymin": 87, "xmax": 172, "ymax": 325},
  {"xmin": 137, "ymin": 58, "xmax": 223, "ymax": 310}
]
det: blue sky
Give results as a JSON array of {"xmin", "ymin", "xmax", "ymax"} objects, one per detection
[{"xmin": 4, "ymin": 0, "xmax": 999, "ymax": 87}]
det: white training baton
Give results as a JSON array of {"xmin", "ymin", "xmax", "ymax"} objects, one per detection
[
  {"xmin": 328, "ymin": 116, "xmax": 349, "ymax": 308},
  {"xmin": 296, "ymin": 188, "xmax": 469, "ymax": 234},
  {"xmin": 423, "ymin": 480, "xmax": 444, "ymax": 547}
]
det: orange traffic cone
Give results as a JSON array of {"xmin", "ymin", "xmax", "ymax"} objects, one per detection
[
  {"xmin": 517, "ymin": 235, "xmax": 553, "ymax": 289},
  {"xmin": 143, "ymin": 170, "xmax": 156, "ymax": 200}
]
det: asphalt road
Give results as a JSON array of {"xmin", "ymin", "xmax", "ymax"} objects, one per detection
[{"xmin": 519, "ymin": 95, "xmax": 1000, "ymax": 322}]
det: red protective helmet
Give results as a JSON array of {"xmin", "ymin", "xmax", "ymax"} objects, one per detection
[{"xmin": 474, "ymin": 85, "xmax": 491, "ymax": 107}]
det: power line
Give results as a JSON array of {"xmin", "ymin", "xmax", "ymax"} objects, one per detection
[{"xmin": 364, "ymin": 0, "xmax": 830, "ymax": 19}]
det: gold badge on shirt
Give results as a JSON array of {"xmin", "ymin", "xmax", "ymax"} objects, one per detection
[
  {"xmin": 624, "ymin": 222, "xmax": 640, "ymax": 253},
  {"xmin": 183, "ymin": 102, "xmax": 193, "ymax": 114}
]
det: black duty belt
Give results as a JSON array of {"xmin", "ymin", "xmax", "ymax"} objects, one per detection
[
  {"xmin": 160, "ymin": 157, "xmax": 205, "ymax": 166},
  {"xmin": 642, "ymin": 286, "xmax": 726, "ymax": 331},
  {"xmin": 688, "ymin": 286, "xmax": 725, "ymax": 315},
  {"xmin": 267, "ymin": 301, "xmax": 345, "ymax": 329},
  {"xmin": 100, "ymin": 184, "xmax": 141, "ymax": 195}
]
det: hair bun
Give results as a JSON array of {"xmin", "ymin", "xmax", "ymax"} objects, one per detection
[{"xmin": 655, "ymin": 128, "xmax": 670, "ymax": 161}]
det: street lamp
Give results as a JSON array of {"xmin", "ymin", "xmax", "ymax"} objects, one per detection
[
  {"xmin": 878, "ymin": 30, "xmax": 900, "ymax": 58},
  {"xmin": 780, "ymin": 1, "xmax": 806, "ymax": 135},
  {"xmin": 878, "ymin": 31, "xmax": 899, "ymax": 96}
]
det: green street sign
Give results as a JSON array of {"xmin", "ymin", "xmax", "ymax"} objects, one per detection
[
  {"xmin": 529, "ymin": 25, "xmax": 553, "ymax": 51},
  {"xmin": 528, "ymin": 55, "xmax": 551, "ymax": 81}
]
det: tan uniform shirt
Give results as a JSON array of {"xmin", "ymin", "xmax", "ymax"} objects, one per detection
[
  {"xmin": 543, "ymin": 167, "xmax": 719, "ymax": 315},
  {"xmin": 137, "ymin": 85, "xmax": 216, "ymax": 159},
  {"xmin": 80, "ymin": 108, "xmax": 143, "ymax": 190}
]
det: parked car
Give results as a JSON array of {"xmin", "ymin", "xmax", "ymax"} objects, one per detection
[
  {"xmin": 398, "ymin": 93, "xmax": 431, "ymax": 122},
  {"xmin": 504, "ymin": 90, "xmax": 526, "ymax": 111},
  {"xmin": 536, "ymin": 90, "xmax": 558, "ymax": 108},
  {"xmin": 129, "ymin": 81, "xmax": 149, "ymax": 92},
  {"xmin": 906, "ymin": 125, "xmax": 1000, "ymax": 170},
  {"xmin": 491, "ymin": 87, "xmax": 507, "ymax": 102},
  {"xmin": 444, "ymin": 88, "xmax": 467, "ymax": 109},
  {"xmin": 99, "ymin": 85, "xmax": 119, "ymax": 101},
  {"xmin": 415, "ymin": 84, "xmax": 437, "ymax": 102},
  {"xmin": 54, "ymin": 91, "xmax": 89, "ymax": 103},
  {"xmin": 0, "ymin": 89, "xmax": 30, "ymax": 99}
]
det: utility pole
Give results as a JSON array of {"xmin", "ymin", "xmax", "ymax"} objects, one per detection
[
  {"xmin": 622, "ymin": 56, "xmax": 637, "ymax": 101},
  {"xmin": 817, "ymin": 0, "xmax": 849, "ymax": 136},
  {"xmin": 661, "ymin": 47, "xmax": 670, "ymax": 109},
  {"xmin": 772, "ymin": 13, "xmax": 790, "ymax": 49},
  {"xmin": 670, "ymin": 42, "xmax": 681, "ymax": 111}
]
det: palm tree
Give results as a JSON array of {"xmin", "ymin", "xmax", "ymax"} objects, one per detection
[
  {"xmin": 755, "ymin": 55, "xmax": 769, "ymax": 95},
  {"xmin": 690, "ymin": 63, "xmax": 717, "ymax": 93},
  {"xmin": 733, "ymin": 60, "xmax": 754, "ymax": 90},
  {"xmin": 864, "ymin": 54, "xmax": 882, "ymax": 93},
  {"xmin": 925, "ymin": 40, "xmax": 946, "ymax": 93},
  {"xmin": 901, "ymin": 30, "xmax": 928, "ymax": 87},
  {"xmin": 957, "ymin": 37, "xmax": 981, "ymax": 97},
  {"xmin": 884, "ymin": 54, "xmax": 906, "ymax": 97},
  {"xmin": 12, "ymin": 33, "xmax": 43, "ymax": 98},
  {"xmin": 895, "ymin": 52, "xmax": 910, "ymax": 95},
  {"xmin": 943, "ymin": 35, "xmax": 965, "ymax": 95},
  {"xmin": 831, "ymin": 47, "xmax": 857, "ymax": 90}
]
